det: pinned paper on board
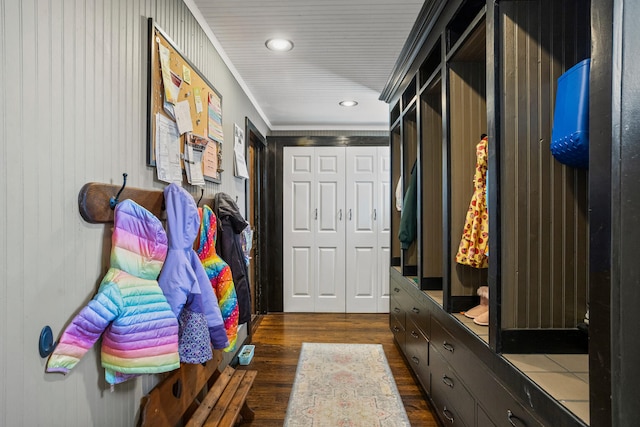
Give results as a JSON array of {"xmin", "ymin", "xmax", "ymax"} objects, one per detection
[
  {"xmin": 194, "ymin": 87, "xmax": 203, "ymax": 113},
  {"xmin": 182, "ymin": 65, "xmax": 192, "ymax": 85},
  {"xmin": 174, "ymin": 100, "xmax": 193, "ymax": 135},
  {"xmin": 155, "ymin": 113, "xmax": 182, "ymax": 184},
  {"xmin": 233, "ymin": 123, "xmax": 249, "ymax": 180},
  {"xmin": 184, "ymin": 133, "xmax": 208, "ymax": 186},
  {"xmin": 208, "ymin": 92, "xmax": 224, "ymax": 144}
]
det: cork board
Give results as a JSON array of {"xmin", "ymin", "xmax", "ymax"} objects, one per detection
[{"xmin": 146, "ymin": 18, "xmax": 223, "ymax": 183}]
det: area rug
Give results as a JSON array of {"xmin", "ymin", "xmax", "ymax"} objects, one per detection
[{"xmin": 284, "ymin": 343, "xmax": 410, "ymax": 426}]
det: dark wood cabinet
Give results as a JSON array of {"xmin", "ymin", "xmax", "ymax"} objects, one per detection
[
  {"xmin": 390, "ymin": 268, "xmax": 581, "ymax": 426},
  {"xmin": 384, "ymin": 0, "xmax": 605, "ymax": 424}
]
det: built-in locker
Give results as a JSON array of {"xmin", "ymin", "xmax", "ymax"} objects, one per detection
[{"xmin": 383, "ymin": 0, "xmax": 594, "ymax": 425}]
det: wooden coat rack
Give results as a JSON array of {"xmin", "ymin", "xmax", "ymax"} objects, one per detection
[{"xmin": 78, "ymin": 175, "xmax": 214, "ymax": 224}]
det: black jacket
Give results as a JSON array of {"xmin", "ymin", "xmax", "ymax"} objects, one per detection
[{"xmin": 213, "ymin": 193, "xmax": 251, "ymax": 325}]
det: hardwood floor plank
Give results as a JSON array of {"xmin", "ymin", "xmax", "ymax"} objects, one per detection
[{"xmin": 238, "ymin": 313, "xmax": 438, "ymax": 426}]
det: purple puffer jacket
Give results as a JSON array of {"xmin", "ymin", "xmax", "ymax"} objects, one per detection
[{"xmin": 158, "ymin": 184, "xmax": 229, "ymax": 363}]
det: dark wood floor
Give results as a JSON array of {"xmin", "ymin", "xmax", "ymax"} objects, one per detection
[{"xmin": 237, "ymin": 313, "xmax": 439, "ymax": 426}]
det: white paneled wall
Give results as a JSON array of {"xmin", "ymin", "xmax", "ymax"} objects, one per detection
[{"xmin": 0, "ymin": 0, "xmax": 267, "ymax": 426}]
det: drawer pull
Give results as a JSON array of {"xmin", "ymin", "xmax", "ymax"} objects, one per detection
[
  {"xmin": 411, "ymin": 356, "xmax": 420, "ymax": 365},
  {"xmin": 393, "ymin": 326, "xmax": 400, "ymax": 332},
  {"xmin": 412, "ymin": 307, "xmax": 420, "ymax": 314},
  {"xmin": 442, "ymin": 375, "xmax": 454, "ymax": 388},
  {"xmin": 411, "ymin": 331, "xmax": 419, "ymax": 339},
  {"xmin": 443, "ymin": 341, "xmax": 455, "ymax": 353},
  {"xmin": 443, "ymin": 406, "xmax": 454, "ymax": 423},
  {"xmin": 507, "ymin": 410, "xmax": 527, "ymax": 426},
  {"xmin": 394, "ymin": 287, "xmax": 400, "ymax": 293},
  {"xmin": 394, "ymin": 307, "xmax": 401, "ymax": 314}
]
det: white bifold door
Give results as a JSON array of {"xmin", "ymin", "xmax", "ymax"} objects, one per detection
[{"xmin": 283, "ymin": 146, "xmax": 390, "ymax": 313}]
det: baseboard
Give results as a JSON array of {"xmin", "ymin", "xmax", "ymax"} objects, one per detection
[
  {"xmin": 449, "ymin": 296, "xmax": 478, "ymax": 313},
  {"xmin": 402, "ymin": 265, "xmax": 418, "ymax": 276},
  {"xmin": 500, "ymin": 329, "xmax": 588, "ymax": 354},
  {"xmin": 421, "ymin": 277, "xmax": 443, "ymax": 290}
]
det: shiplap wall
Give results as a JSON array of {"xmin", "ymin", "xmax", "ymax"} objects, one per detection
[{"xmin": 0, "ymin": 0, "xmax": 267, "ymax": 425}]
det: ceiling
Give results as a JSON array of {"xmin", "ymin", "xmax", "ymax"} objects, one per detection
[{"xmin": 185, "ymin": 0, "xmax": 425, "ymax": 131}]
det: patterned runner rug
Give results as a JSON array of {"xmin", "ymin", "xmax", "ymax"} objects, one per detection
[{"xmin": 284, "ymin": 343, "xmax": 411, "ymax": 426}]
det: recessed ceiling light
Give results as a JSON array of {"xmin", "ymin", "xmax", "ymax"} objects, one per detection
[
  {"xmin": 339, "ymin": 100, "xmax": 358, "ymax": 107},
  {"xmin": 265, "ymin": 38, "xmax": 294, "ymax": 52}
]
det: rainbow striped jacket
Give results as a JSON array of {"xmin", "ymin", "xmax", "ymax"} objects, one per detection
[{"xmin": 46, "ymin": 199, "xmax": 180, "ymax": 385}]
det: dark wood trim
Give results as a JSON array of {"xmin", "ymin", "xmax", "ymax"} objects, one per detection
[
  {"xmin": 500, "ymin": 329, "xmax": 588, "ymax": 354},
  {"xmin": 449, "ymin": 296, "xmax": 479, "ymax": 313},
  {"xmin": 588, "ymin": 0, "xmax": 612, "ymax": 424},
  {"xmin": 486, "ymin": 0, "xmax": 502, "ymax": 354},
  {"xmin": 420, "ymin": 277, "xmax": 443, "ymax": 290},
  {"xmin": 245, "ymin": 118, "xmax": 268, "ymax": 315},
  {"xmin": 266, "ymin": 135, "xmax": 389, "ymax": 313},
  {"xmin": 441, "ymin": 34, "xmax": 453, "ymax": 314},
  {"xmin": 609, "ymin": 0, "xmax": 640, "ymax": 424}
]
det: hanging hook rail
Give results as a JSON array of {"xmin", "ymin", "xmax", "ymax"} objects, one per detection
[
  {"xmin": 109, "ymin": 173, "xmax": 128, "ymax": 209},
  {"xmin": 78, "ymin": 180, "xmax": 165, "ymax": 224}
]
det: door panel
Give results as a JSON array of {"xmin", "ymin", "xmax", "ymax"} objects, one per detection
[
  {"xmin": 292, "ymin": 182, "xmax": 312, "ymax": 230},
  {"xmin": 346, "ymin": 147, "xmax": 379, "ymax": 312},
  {"xmin": 284, "ymin": 147, "xmax": 316, "ymax": 312},
  {"xmin": 352, "ymin": 247, "xmax": 376, "ymax": 312},
  {"xmin": 378, "ymin": 146, "xmax": 391, "ymax": 310},
  {"xmin": 314, "ymin": 147, "xmax": 346, "ymax": 312}
]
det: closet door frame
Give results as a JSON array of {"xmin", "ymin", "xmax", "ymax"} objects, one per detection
[{"xmin": 269, "ymin": 136, "xmax": 389, "ymax": 313}]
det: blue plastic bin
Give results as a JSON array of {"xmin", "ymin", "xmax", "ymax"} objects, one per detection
[
  {"xmin": 238, "ymin": 344, "xmax": 255, "ymax": 365},
  {"xmin": 550, "ymin": 58, "xmax": 590, "ymax": 169}
]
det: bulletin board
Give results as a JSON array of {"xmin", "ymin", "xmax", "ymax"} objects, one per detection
[{"xmin": 146, "ymin": 18, "xmax": 223, "ymax": 183}]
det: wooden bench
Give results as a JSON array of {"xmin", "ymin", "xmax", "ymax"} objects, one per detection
[{"xmin": 139, "ymin": 351, "xmax": 257, "ymax": 427}]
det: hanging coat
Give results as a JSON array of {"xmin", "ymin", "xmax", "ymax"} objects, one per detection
[
  {"xmin": 455, "ymin": 136, "xmax": 489, "ymax": 268},
  {"xmin": 398, "ymin": 162, "xmax": 418, "ymax": 249},
  {"xmin": 158, "ymin": 184, "xmax": 229, "ymax": 363},
  {"xmin": 46, "ymin": 199, "xmax": 180, "ymax": 385},
  {"xmin": 213, "ymin": 193, "xmax": 252, "ymax": 325},
  {"xmin": 196, "ymin": 205, "xmax": 239, "ymax": 352}
]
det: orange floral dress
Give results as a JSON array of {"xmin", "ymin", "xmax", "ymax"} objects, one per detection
[{"xmin": 455, "ymin": 136, "xmax": 489, "ymax": 268}]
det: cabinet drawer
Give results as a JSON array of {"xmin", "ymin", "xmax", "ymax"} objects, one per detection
[
  {"xmin": 478, "ymin": 374, "xmax": 545, "ymax": 427},
  {"xmin": 430, "ymin": 347, "xmax": 475, "ymax": 427},
  {"xmin": 430, "ymin": 317, "xmax": 475, "ymax": 379},
  {"xmin": 406, "ymin": 296, "xmax": 430, "ymax": 339},
  {"xmin": 390, "ymin": 294, "xmax": 405, "ymax": 329},
  {"xmin": 390, "ymin": 314, "xmax": 406, "ymax": 352},
  {"xmin": 405, "ymin": 319, "xmax": 430, "ymax": 394}
]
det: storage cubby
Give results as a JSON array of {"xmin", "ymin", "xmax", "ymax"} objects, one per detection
[
  {"xmin": 497, "ymin": 0, "xmax": 590, "ymax": 352},
  {"xmin": 401, "ymin": 106, "xmax": 418, "ymax": 277},
  {"xmin": 419, "ymin": 79, "xmax": 443, "ymax": 291},
  {"xmin": 390, "ymin": 123, "xmax": 402, "ymax": 267},
  {"xmin": 446, "ymin": 15, "xmax": 488, "ymax": 313},
  {"xmin": 419, "ymin": 40, "xmax": 441, "ymax": 92}
]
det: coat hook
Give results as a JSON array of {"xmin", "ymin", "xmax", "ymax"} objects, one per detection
[
  {"xmin": 197, "ymin": 188, "xmax": 204, "ymax": 206},
  {"xmin": 109, "ymin": 173, "xmax": 128, "ymax": 209},
  {"xmin": 39, "ymin": 326, "xmax": 57, "ymax": 358}
]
